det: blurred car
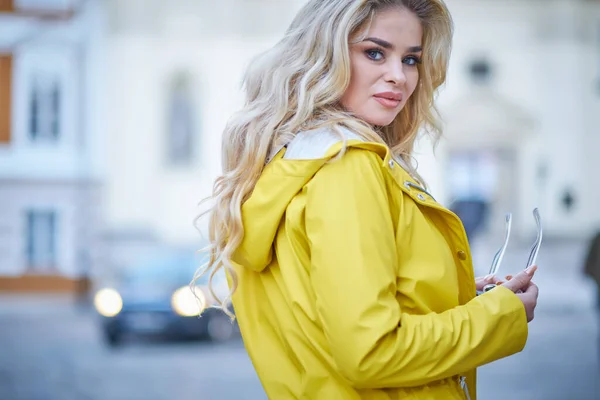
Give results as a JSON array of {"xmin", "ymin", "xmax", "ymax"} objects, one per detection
[{"xmin": 93, "ymin": 248, "xmax": 236, "ymax": 346}]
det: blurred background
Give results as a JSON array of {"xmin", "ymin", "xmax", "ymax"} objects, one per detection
[{"xmin": 1, "ymin": 0, "xmax": 599, "ymax": 399}]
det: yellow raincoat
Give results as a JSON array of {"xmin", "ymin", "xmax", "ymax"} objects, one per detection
[{"xmin": 231, "ymin": 135, "xmax": 528, "ymax": 400}]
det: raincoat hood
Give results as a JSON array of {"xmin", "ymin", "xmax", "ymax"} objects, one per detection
[{"xmin": 231, "ymin": 140, "xmax": 387, "ymax": 272}]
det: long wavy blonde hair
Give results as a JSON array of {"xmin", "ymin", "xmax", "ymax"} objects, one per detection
[{"xmin": 193, "ymin": 0, "xmax": 453, "ymax": 318}]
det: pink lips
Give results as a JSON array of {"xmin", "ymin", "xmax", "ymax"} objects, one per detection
[{"xmin": 373, "ymin": 91, "xmax": 403, "ymax": 108}]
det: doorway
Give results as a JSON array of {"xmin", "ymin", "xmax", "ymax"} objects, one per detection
[{"xmin": 446, "ymin": 147, "xmax": 518, "ymax": 242}]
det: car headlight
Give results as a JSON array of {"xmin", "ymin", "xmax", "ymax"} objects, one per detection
[
  {"xmin": 172, "ymin": 286, "xmax": 205, "ymax": 317},
  {"xmin": 94, "ymin": 288, "xmax": 123, "ymax": 317}
]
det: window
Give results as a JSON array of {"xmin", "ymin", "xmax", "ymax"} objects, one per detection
[
  {"xmin": 0, "ymin": 55, "xmax": 11, "ymax": 144},
  {"xmin": 166, "ymin": 72, "xmax": 196, "ymax": 165},
  {"xmin": 469, "ymin": 59, "xmax": 492, "ymax": 86},
  {"xmin": 26, "ymin": 210, "xmax": 58, "ymax": 272},
  {"xmin": 29, "ymin": 75, "xmax": 61, "ymax": 142}
]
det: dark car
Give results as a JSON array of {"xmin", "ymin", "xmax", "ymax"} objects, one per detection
[{"xmin": 93, "ymin": 248, "xmax": 236, "ymax": 346}]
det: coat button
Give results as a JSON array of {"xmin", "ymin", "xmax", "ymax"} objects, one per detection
[
  {"xmin": 457, "ymin": 250, "xmax": 467, "ymax": 260},
  {"xmin": 388, "ymin": 160, "xmax": 395, "ymax": 168},
  {"xmin": 417, "ymin": 194, "xmax": 426, "ymax": 201}
]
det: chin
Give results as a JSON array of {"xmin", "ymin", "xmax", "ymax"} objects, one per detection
[{"xmin": 362, "ymin": 113, "xmax": 399, "ymax": 127}]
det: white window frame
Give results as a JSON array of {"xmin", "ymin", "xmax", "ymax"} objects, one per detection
[
  {"xmin": 28, "ymin": 73, "xmax": 61, "ymax": 143},
  {"xmin": 13, "ymin": 45, "xmax": 77, "ymax": 149}
]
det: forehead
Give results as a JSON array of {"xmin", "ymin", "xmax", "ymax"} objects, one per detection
[{"xmin": 367, "ymin": 7, "xmax": 423, "ymax": 45}]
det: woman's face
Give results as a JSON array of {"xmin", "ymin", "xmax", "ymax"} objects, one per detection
[{"xmin": 340, "ymin": 7, "xmax": 423, "ymax": 127}]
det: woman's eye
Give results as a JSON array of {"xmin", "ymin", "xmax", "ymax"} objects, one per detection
[
  {"xmin": 403, "ymin": 56, "xmax": 422, "ymax": 66},
  {"xmin": 365, "ymin": 49, "xmax": 384, "ymax": 61}
]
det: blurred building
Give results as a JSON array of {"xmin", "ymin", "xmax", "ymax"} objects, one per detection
[
  {"xmin": 100, "ymin": 0, "xmax": 599, "ymax": 246},
  {"xmin": 0, "ymin": 0, "xmax": 105, "ymax": 292},
  {"xmin": 98, "ymin": 0, "xmax": 308, "ymax": 268},
  {"xmin": 3, "ymin": 0, "xmax": 599, "ymax": 289},
  {"xmin": 423, "ymin": 0, "xmax": 600, "ymax": 241}
]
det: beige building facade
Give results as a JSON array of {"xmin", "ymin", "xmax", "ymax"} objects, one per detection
[
  {"xmin": 4, "ymin": 0, "xmax": 597, "ymax": 287},
  {"xmin": 102, "ymin": 0, "xmax": 600, "ymax": 246},
  {"xmin": 0, "ymin": 0, "xmax": 105, "ymax": 291}
]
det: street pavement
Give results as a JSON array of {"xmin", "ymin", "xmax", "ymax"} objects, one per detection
[
  {"xmin": 0, "ymin": 298, "xmax": 265, "ymax": 400},
  {"xmin": 0, "ymin": 239, "xmax": 598, "ymax": 400},
  {"xmin": 471, "ymin": 237, "xmax": 600, "ymax": 399}
]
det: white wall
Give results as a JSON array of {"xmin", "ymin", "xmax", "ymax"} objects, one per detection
[
  {"xmin": 104, "ymin": 31, "xmax": 283, "ymax": 243},
  {"xmin": 418, "ymin": 0, "xmax": 597, "ymax": 238},
  {"xmin": 103, "ymin": 0, "xmax": 600, "ymax": 244},
  {"xmin": 102, "ymin": 0, "xmax": 315, "ymax": 245},
  {"xmin": 581, "ymin": 1, "xmax": 600, "ymax": 235},
  {"xmin": 79, "ymin": 0, "xmax": 110, "ymax": 181}
]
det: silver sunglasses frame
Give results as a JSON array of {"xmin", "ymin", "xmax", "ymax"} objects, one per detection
[{"xmin": 481, "ymin": 208, "xmax": 543, "ymax": 294}]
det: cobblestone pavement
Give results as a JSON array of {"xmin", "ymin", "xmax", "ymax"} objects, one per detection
[{"xmin": 0, "ymin": 239, "xmax": 598, "ymax": 400}]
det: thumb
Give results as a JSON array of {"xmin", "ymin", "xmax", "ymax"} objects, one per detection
[{"xmin": 503, "ymin": 266, "xmax": 537, "ymax": 292}]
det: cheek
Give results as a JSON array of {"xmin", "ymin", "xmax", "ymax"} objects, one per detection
[
  {"xmin": 354, "ymin": 60, "xmax": 380, "ymax": 87},
  {"xmin": 342, "ymin": 63, "xmax": 371, "ymax": 108},
  {"xmin": 407, "ymin": 70, "xmax": 420, "ymax": 97}
]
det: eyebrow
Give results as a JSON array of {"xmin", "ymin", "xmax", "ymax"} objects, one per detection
[{"xmin": 363, "ymin": 37, "xmax": 422, "ymax": 53}]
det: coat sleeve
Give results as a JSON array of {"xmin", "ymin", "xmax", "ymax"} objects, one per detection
[{"xmin": 305, "ymin": 148, "xmax": 529, "ymax": 389}]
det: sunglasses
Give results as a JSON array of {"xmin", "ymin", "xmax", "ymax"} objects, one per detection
[{"xmin": 480, "ymin": 208, "xmax": 543, "ymax": 294}]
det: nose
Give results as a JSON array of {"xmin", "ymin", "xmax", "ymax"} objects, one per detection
[{"xmin": 384, "ymin": 60, "xmax": 407, "ymax": 86}]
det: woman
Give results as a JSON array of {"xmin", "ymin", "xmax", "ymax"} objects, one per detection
[{"xmin": 197, "ymin": 0, "xmax": 539, "ymax": 399}]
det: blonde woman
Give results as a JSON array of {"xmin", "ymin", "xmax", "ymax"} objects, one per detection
[{"xmin": 198, "ymin": 0, "xmax": 539, "ymax": 398}]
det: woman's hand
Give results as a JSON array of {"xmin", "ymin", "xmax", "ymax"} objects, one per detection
[
  {"xmin": 475, "ymin": 274, "xmax": 506, "ymax": 291},
  {"xmin": 475, "ymin": 266, "xmax": 539, "ymax": 322},
  {"xmin": 502, "ymin": 266, "xmax": 539, "ymax": 323}
]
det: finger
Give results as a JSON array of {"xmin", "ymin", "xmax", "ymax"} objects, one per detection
[
  {"xmin": 524, "ymin": 282, "xmax": 539, "ymax": 299},
  {"xmin": 476, "ymin": 275, "xmax": 498, "ymax": 290},
  {"xmin": 503, "ymin": 266, "xmax": 536, "ymax": 292},
  {"xmin": 503, "ymin": 272, "xmax": 531, "ymax": 291},
  {"xmin": 478, "ymin": 275, "xmax": 503, "ymax": 285},
  {"xmin": 523, "ymin": 265, "xmax": 538, "ymax": 277},
  {"xmin": 525, "ymin": 265, "xmax": 538, "ymax": 277}
]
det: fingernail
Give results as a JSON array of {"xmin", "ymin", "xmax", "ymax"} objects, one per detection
[{"xmin": 525, "ymin": 265, "xmax": 537, "ymax": 275}]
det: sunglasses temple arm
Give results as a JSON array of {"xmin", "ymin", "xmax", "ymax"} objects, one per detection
[{"xmin": 489, "ymin": 213, "xmax": 512, "ymax": 276}]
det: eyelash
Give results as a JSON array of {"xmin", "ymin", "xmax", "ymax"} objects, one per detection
[{"xmin": 364, "ymin": 48, "xmax": 422, "ymax": 66}]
